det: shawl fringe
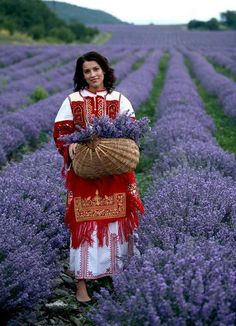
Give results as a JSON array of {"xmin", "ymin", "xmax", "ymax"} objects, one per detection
[{"xmin": 66, "ymin": 189, "xmax": 143, "ymax": 249}]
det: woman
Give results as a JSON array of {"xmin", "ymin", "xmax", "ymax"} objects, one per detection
[{"xmin": 53, "ymin": 51, "xmax": 144, "ymax": 303}]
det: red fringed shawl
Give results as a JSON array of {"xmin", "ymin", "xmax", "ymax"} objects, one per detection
[{"xmin": 53, "ymin": 90, "xmax": 144, "ymax": 248}]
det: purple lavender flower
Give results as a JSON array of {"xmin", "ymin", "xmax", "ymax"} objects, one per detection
[
  {"xmin": 88, "ymin": 240, "xmax": 236, "ymax": 325},
  {"xmin": 0, "ymin": 142, "xmax": 68, "ymax": 313},
  {"xmin": 138, "ymin": 168, "xmax": 236, "ymax": 252},
  {"xmin": 186, "ymin": 50, "xmax": 236, "ymax": 118},
  {"xmin": 153, "ymin": 139, "xmax": 236, "ymax": 180},
  {"xmin": 0, "ymin": 215, "xmax": 59, "ymax": 310},
  {"xmin": 60, "ymin": 114, "xmax": 150, "ymax": 145}
]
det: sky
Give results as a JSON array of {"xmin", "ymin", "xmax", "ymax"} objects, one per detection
[{"xmin": 52, "ymin": 0, "xmax": 236, "ymax": 24}]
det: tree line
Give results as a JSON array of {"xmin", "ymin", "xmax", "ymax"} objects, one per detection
[
  {"xmin": 0, "ymin": 0, "xmax": 99, "ymax": 43},
  {"xmin": 188, "ymin": 10, "xmax": 236, "ymax": 31}
]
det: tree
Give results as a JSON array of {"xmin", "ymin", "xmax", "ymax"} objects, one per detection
[
  {"xmin": 206, "ymin": 18, "xmax": 219, "ymax": 30},
  {"xmin": 30, "ymin": 25, "xmax": 45, "ymax": 39},
  {"xmin": 188, "ymin": 20, "xmax": 206, "ymax": 30},
  {"xmin": 48, "ymin": 27, "xmax": 75, "ymax": 43},
  {"xmin": 220, "ymin": 10, "xmax": 236, "ymax": 29},
  {"xmin": 68, "ymin": 21, "xmax": 98, "ymax": 41},
  {"xmin": 0, "ymin": 0, "xmax": 99, "ymax": 42}
]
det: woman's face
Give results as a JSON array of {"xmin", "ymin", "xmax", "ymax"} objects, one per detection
[{"xmin": 82, "ymin": 60, "xmax": 105, "ymax": 92}]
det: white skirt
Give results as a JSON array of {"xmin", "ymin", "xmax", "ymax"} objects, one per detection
[{"xmin": 69, "ymin": 221, "xmax": 136, "ymax": 279}]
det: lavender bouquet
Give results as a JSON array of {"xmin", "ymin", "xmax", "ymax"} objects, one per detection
[{"xmin": 60, "ymin": 113, "xmax": 150, "ymax": 145}]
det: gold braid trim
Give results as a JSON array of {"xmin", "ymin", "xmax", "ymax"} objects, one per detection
[{"xmin": 74, "ymin": 189, "xmax": 126, "ymax": 222}]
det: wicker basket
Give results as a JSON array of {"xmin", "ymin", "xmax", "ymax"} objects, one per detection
[{"xmin": 72, "ymin": 136, "xmax": 140, "ymax": 179}]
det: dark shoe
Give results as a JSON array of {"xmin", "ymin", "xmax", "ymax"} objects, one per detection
[{"xmin": 77, "ymin": 299, "xmax": 92, "ymax": 306}]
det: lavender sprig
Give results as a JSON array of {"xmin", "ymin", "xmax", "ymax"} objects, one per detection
[{"xmin": 60, "ymin": 113, "xmax": 150, "ymax": 145}]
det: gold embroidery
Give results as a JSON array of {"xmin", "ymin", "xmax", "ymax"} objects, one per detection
[
  {"xmin": 85, "ymin": 97, "xmax": 94, "ymax": 124},
  {"xmin": 71, "ymin": 101, "xmax": 86, "ymax": 128},
  {"xmin": 70, "ymin": 97, "xmax": 120, "ymax": 127},
  {"xmin": 85, "ymin": 96, "xmax": 106, "ymax": 124},
  {"xmin": 67, "ymin": 191, "xmax": 73, "ymax": 205},
  {"xmin": 106, "ymin": 101, "xmax": 119, "ymax": 119},
  {"xmin": 96, "ymin": 96, "xmax": 106, "ymax": 116},
  {"xmin": 128, "ymin": 183, "xmax": 140, "ymax": 198},
  {"xmin": 74, "ymin": 189, "xmax": 126, "ymax": 222}
]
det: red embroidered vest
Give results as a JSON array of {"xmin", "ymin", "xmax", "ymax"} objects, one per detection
[{"xmin": 68, "ymin": 91, "xmax": 121, "ymax": 128}]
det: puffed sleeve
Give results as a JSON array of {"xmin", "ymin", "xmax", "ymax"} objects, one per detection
[
  {"xmin": 53, "ymin": 97, "xmax": 75, "ymax": 176},
  {"xmin": 119, "ymin": 94, "xmax": 135, "ymax": 119}
]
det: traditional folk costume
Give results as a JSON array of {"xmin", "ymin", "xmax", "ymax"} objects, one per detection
[{"xmin": 53, "ymin": 88, "xmax": 144, "ymax": 279}]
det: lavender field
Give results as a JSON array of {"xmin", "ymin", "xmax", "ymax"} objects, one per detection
[{"xmin": 1, "ymin": 25, "xmax": 236, "ymax": 325}]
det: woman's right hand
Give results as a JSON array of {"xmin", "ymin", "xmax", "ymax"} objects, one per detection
[{"xmin": 69, "ymin": 143, "xmax": 77, "ymax": 160}]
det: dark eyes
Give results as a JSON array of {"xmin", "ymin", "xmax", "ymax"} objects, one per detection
[{"xmin": 84, "ymin": 67, "xmax": 100, "ymax": 74}]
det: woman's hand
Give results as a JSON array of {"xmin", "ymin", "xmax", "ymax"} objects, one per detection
[{"xmin": 69, "ymin": 143, "xmax": 77, "ymax": 160}]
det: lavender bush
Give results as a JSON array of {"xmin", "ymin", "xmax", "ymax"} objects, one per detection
[
  {"xmin": 88, "ymin": 48, "xmax": 236, "ymax": 325},
  {"xmin": 97, "ymin": 24, "xmax": 236, "ymax": 48},
  {"xmin": 144, "ymin": 113, "xmax": 215, "ymax": 159},
  {"xmin": 117, "ymin": 50, "xmax": 162, "ymax": 110},
  {"xmin": 0, "ymin": 46, "xmax": 133, "ymax": 115},
  {"xmin": 0, "ymin": 142, "xmax": 68, "ymax": 315},
  {"xmin": 0, "ymin": 45, "xmax": 41, "ymax": 69},
  {"xmin": 137, "ymin": 168, "xmax": 236, "ymax": 252},
  {"xmin": 153, "ymin": 139, "xmax": 236, "ymax": 180},
  {"xmin": 204, "ymin": 50, "xmax": 236, "ymax": 76},
  {"xmin": 114, "ymin": 49, "xmax": 150, "ymax": 81},
  {"xmin": 0, "ymin": 215, "xmax": 58, "ymax": 311},
  {"xmin": 1, "ymin": 34, "xmax": 236, "ymax": 324},
  {"xmin": 185, "ymin": 50, "xmax": 236, "ymax": 118},
  {"xmin": 89, "ymin": 240, "xmax": 236, "ymax": 326}
]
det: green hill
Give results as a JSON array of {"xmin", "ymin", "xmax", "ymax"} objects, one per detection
[
  {"xmin": 0, "ymin": 0, "xmax": 98, "ymax": 43},
  {"xmin": 44, "ymin": 1, "xmax": 124, "ymax": 24}
]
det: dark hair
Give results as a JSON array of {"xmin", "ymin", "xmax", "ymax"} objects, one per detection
[{"xmin": 73, "ymin": 51, "xmax": 116, "ymax": 93}]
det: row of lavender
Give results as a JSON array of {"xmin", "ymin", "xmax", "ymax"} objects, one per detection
[
  {"xmin": 96, "ymin": 24, "xmax": 236, "ymax": 48},
  {"xmin": 0, "ymin": 63, "xmax": 73, "ymax": 115},
  {"xmin": 89, "ymin": 50, "xmax": 236, "ymax": 325},
  {"xmin": 184, "ymin": 49, "xmax": 236, "ymax": 118},
  {"xmin": 0, "ymin": 45, "xmax": 145, "ymax": 91},
  {"xmin": 0, "ymin": 142, "xmax": 67, "ymax": 316},
  {"xmin": 0, "ymin": 44, "xmax": 137, "ymax": 69},
  {"xmin": 0, "ymin": 48, "xmax": 159, "ymax": 166},
  {"xmin": 0, "ymin": 52, "xmax": 163, "ymax": 319},
  {"xmin": 0, "ymin": 45, "xmax": 134, "ymax": 114},
  {"xmin": 0, "ymin": 46, "xmax": 76, "ymax": 81},
  {"xmin": 1, "ymin": 41, "xmax": 236, "ymax": 320},
  {"xmin": 0, "ymin": 44, "xmax": 44, "ymax": 67},
  {"xmin": 202, "ymin": 50, "xmax": 236, "ymax": 75}
]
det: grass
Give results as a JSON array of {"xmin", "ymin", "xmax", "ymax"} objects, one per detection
[
  {"xmin": 135, "ymin": 52, "xmax": 169, "ymax": 196},
  {"xmin": 131, "ymin": 49, "xmax": 156, "ymax": 71},
  {"xmin": 29, "ymin": 86, "xmax": 49, "ymax": 104},
  {"xmin": 185, "ymin": 58, "xmax": 236, "ymax": 155},
  {"xmin": 0, "ymin": 28, "xmax": 111, "ymax": 45},
  {"xmin": 136, "ymin": 52, "xmax": 169, "ymax": 125},
  {"xmin": 5, "ymin": 132, "xmax": 50, "ymax": 165},
  {"xmin": 131, "ymin": 57, "xmax": 146, "ymax": 71},
  {"xmin": 0, "ymin": 29, "xmax": 36, "ymax": 44},
  {"xmin": 90, "ymin": 32, "xmax": 111, "ymax": 44}
]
